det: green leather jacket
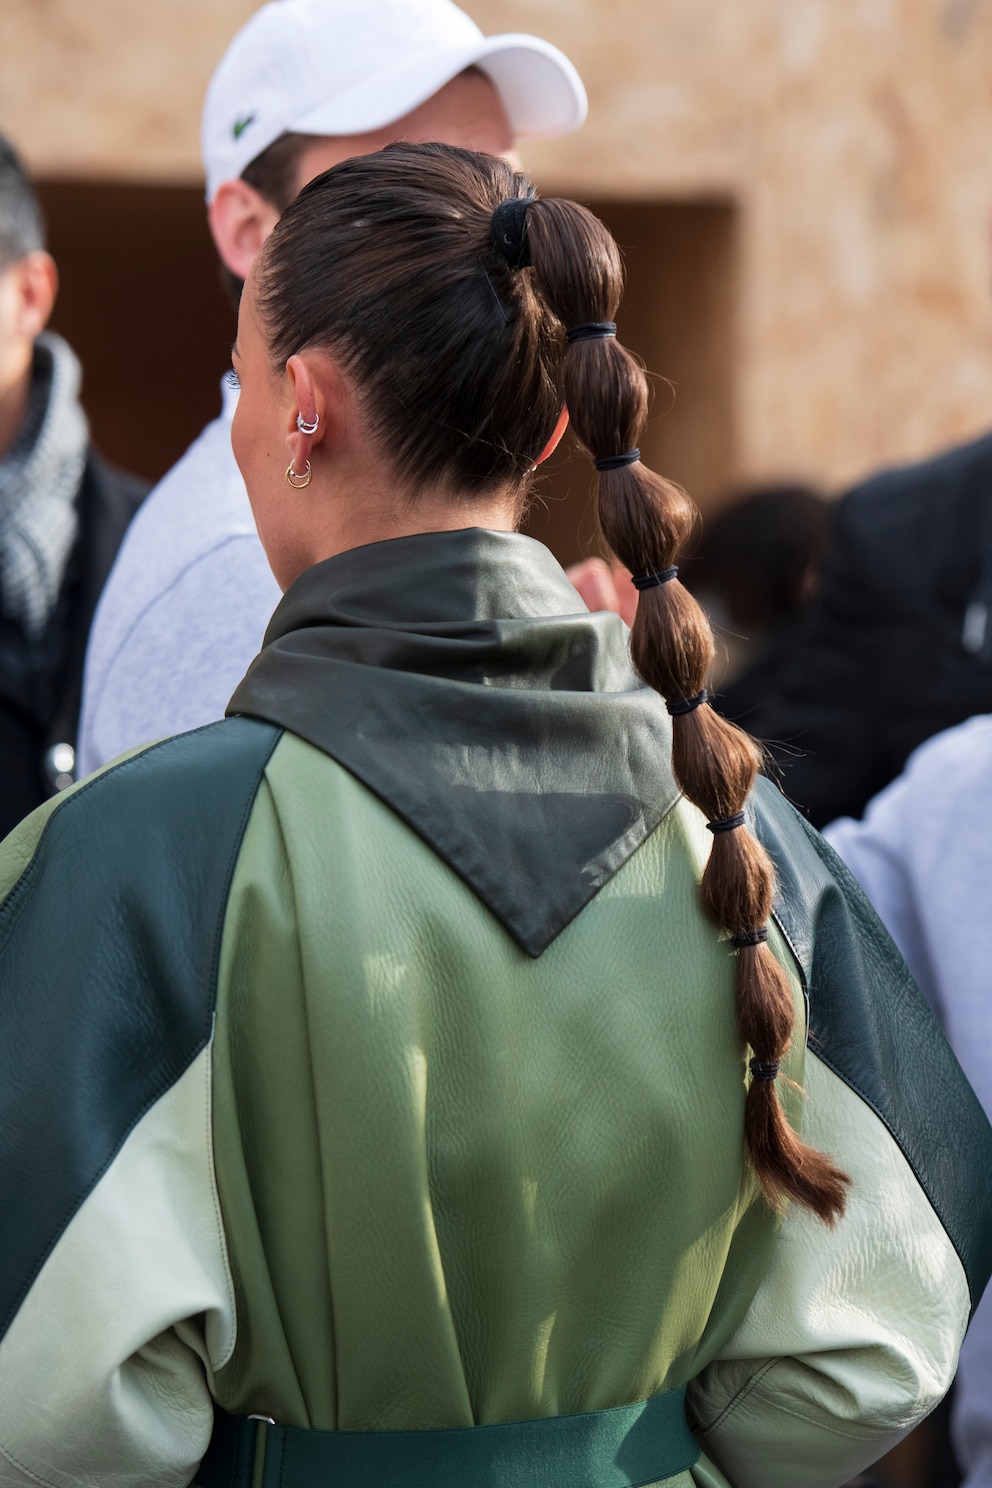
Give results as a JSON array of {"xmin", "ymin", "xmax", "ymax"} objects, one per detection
[{"xmin": 1, "ymin": 530, "xmax": 989, "ymax": 1488}]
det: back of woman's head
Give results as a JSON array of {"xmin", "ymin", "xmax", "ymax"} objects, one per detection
[
  {"xmin": 257, "ymin": 141, "xmax": 848, "ymax": 1223},
  {"xmin": 257, "ymin": 143, "xmax": 566, "ymax": 505}
]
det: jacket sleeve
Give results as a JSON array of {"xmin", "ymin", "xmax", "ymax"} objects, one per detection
[
  {"xmin": 0, "ymin": 724, "xmax": 278, "ymax": 1487},
  {"xmin": 687, "ymin": 777, "xmax": 992, "ymax": 1488},
  {"xmin": 0, "ymin": 1041, "xmax": 234, "ymax": 1488},
  {"xmin": 689, "ymin": 1048, "xmax": 970, "ymax": 1486}
]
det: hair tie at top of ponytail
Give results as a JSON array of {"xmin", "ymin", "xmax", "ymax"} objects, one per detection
[
  {"xmin": 594, "ymin": 449, "xmax": 640, "ymax": 472},
  {"xmin": 632, "ymin": 566, "xmax": 678, "ymax": 591},
  {"xmin": 566, "ymin": 321, "xmax": 617, "ymax": 344},
  {"xmin": 490, "ymin": 196, "xmax": 534, "ymax": 268}
]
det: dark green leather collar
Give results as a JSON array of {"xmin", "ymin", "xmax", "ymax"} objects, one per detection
[{"xmin": 228, "ymin": 529, "xmax": 678, "ymax": 956}]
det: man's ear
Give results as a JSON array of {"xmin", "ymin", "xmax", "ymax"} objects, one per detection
[
  {"xmin": 16, "ymin": 252, "xmax": 58, "ymax": 339},
  {"xmin": 208, "ymin": 179, "xmax": 280, "ymax": 281}
]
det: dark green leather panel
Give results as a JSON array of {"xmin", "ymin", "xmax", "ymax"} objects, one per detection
[
  {"xmin": 0, "ymin": 716, "xmax": 280, "ymax": 1339},
  {"xmin": 229, "ymin": 529, "xmax": 679, "ymax": 957},
  {"xmin": 750, "ymin": 774, "xmax": 992, "ymax": 1311}
]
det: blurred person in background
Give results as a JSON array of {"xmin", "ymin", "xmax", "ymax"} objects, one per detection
[
  {"xmin": 736, "ymin": 431, "xmax": 992, "ymax": 828},
  {"xmin": 678, "ymin": 482, "xmax": 833, "ymax": 725},
  {"xmin": 76, "ymin": 0, "xmax": 586, "ymax": 776},
  {"xmin": 826, "ymin": 717, "xmax": 992, "ymax": 1488},
  {"xmin": 0, "ymin": 135, "xmax": 146, "ymax": 835}
]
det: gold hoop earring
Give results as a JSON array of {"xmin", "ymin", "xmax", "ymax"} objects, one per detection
[{"xmin": 285, "ymin": 460, "xmax": 313, "ymax": 489}]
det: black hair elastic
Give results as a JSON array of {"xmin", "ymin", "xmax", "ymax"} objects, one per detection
[
  {"xmin": 666, "ymin": 688, "xmax": 708, "ymax": 716},
  {"xmin": 490, "ymin": 196, "xmax": 534, "ymax": 268},
  {"xmin": 732, "ymin": 927, "xmax": 769, "ymax": 949},
  {"xmin": 632, "ymin": 566, "xmax": 677, "ymax": 591},
  {"xmin": 749, "ymin": 1058, "xmax": 780, "ymax": 1082},
  {"xmin": 707, "ymin": 811, "xmax": 746, "ymax": 834},
  {"xmin": 566, "ymin": 321, "xmax": 617, "ymax": 344},
  {"xmin": 594, "ymin": 449, "xmax": 640, "ymax": 472}
]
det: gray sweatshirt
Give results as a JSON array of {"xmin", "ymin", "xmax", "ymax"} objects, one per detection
[
  {"xmin": 826, "ymin": 715, "xmax": 992, "ymax": 1488},
  {"xmin": 77, "ymin": 379, "xmax": 280, "ymax": 776}
]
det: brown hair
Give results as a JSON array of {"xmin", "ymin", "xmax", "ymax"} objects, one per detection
[
  {"xmin": 257, "ymin": 142, "xmax": 849, "ymax": 1222},
  {"xmin": 242, "ymin": 131, "xmax": 322, "ymax": 214}
]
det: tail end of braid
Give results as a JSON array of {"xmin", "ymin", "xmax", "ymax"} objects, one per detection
[
  {"xmin": 736, "ymin": 942, "xmax": 850, "ymax": 1223},
  {"xmin": 746, "ymin": 1078, "xmax": 850, "ymax": 1224}
]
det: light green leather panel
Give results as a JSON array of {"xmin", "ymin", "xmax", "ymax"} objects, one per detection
[
  {"xmin": 210, "ymin": 733, "xmax": 803, "ymax": 1449},
  {"xmin": 691, "ymin": 1054, "xmax": 971, "ymax": 1488}
]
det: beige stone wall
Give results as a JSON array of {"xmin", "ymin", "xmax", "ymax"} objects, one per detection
[
  {"xmin": 4, "ymin": 0, "xmax": 992, "ymax": 493},
  {"xmin": 517, "ymin": 0, "xmax": 992, "ymax": 492},
  {"xmin": 0, "ymin": 2, "xmax": 258, "ymax": 185}
]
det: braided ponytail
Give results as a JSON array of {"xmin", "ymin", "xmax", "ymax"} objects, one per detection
[{"xmin": 526, "ymin": 198, "xmax": 849, "ymax": 1223}]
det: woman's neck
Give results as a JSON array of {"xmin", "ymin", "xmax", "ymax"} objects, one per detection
[{"xmin": 270, "ymin": 474, "xmax": 520, "ymax": 592}]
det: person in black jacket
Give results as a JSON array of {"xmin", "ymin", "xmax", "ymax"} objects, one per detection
[
  {"xmin": 737, "ymin": 432, "xmax": 992, "ymax": 827},
  {"xmin": 0, "ymin": 135, "xmax": 147, "ymax": 837}
]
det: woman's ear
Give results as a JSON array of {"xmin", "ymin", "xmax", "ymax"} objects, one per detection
[{"xmin": 284, "ymin": 352, "xmax": 343, "ymax": 479}]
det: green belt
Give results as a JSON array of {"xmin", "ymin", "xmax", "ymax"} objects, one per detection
[{"xmin": 198, "ymin": 1385, "xmax": 699, "ymax": 1488}]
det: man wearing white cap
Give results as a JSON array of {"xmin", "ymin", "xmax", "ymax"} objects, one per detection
[{"xmin": 76, "ymin": 0, "xmax": 585, "ymax": 777}]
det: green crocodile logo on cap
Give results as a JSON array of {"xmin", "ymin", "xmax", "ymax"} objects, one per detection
[{"xmin": 233, "ymin": 114, "xmax": 257, "ymax": 140}]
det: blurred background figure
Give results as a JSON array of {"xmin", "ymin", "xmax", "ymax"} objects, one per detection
[
  {"xmin": 826, "ymin": 717, "xmax": 992, "ymax": 1488},
  {"xmin": 740, "ymin": 435, "xmax": 992, "ymax": 827},
  {"xmin": 74, "ymin": 0, "xmax": 586, "ymax": 777},
  {"xmin": 570, "ymin": 480, "xmax": 833, "ymax": 729},
  {"xmin": 679, "ymin": 481, "xmax": 833, "ymax": 722},
  {"xmin": 0, "ymin": 135, "xmax": 145, "ymax": 837}
]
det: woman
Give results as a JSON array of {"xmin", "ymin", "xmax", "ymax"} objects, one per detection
[{"xmin": 0, "ymin": 144, "xmax": 989, "ymax": 1488}]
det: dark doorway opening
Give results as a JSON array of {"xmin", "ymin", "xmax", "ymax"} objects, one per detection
[
  {"xmin": 37, "ymin": 180, "xmax": 237, "ymax": 487},
  {"xmin": 37, "ymin": 181, "xmax": 738, "ymax": 567}
]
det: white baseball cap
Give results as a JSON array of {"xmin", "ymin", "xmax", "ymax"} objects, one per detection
[{"xmin": 202, "ymin": 0, "xmax": 587, "ymax": 202}]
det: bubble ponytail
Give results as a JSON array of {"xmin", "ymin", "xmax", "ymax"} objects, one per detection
[{"xmin": 526, "ymin": 197, "xmax": 849, "ymax": 1223}]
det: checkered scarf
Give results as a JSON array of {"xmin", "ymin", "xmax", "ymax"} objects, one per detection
[{"xmin": 0, "ymin": 333, "xmax": 87, "ymax": 638}]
